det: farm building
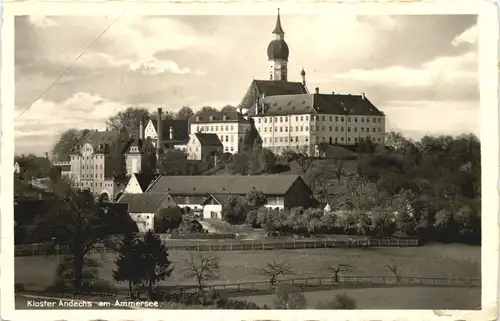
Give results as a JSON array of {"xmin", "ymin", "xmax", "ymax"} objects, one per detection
[
  {"xmin": 145, "ymin": 174, "xmax": 316, "ymax": 219},
  {"xmin": 118, "ymin": 193, "xmax": 179, "ymax": 232}
]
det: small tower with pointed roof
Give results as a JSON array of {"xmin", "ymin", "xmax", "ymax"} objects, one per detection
[{"xmin": 267, "ymin": 9, "xmax": 289, "ymax": 81}]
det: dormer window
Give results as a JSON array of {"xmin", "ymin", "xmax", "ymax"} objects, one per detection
[
  {"xmin": 196, "ymin": 116, "xmax": 200, "ymax": 121},
  {"xmin": 223, "ymin": 115, "xmax": 227, "ymax": 121}
]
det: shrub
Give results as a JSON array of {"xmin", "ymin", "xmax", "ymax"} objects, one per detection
[{"xmin": 316, "ymin": 293, "xmax": 357, "ymax": 309}]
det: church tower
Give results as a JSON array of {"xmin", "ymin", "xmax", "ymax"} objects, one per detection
[{"xmin": 267, "ymin": 9, "xmax": 289, "ymax": 81}]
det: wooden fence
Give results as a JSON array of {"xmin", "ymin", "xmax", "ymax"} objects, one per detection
[
  {"xmin": 15, "ymin": 238, "xmax": 419, "ymax": 257},
  {"xmin": 167, "ymin": 275, "xmax": 481, "ymax": 296}
]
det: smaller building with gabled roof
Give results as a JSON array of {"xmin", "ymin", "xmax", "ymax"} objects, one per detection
[
  {"xmin": 118, "ymin": 192, "xmax": 179, "ymax": 232},
  {"xmin": 186, "ymin": 133, "xmax": 223, "ymax": 162}
]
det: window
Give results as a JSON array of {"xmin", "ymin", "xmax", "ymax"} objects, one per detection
[
  {"xmin": 280, "ymin": 127, "xmax": 283, "ymax": 132},
  {"xmin": 258, "ymin": 118, "xmax": 261, "ymax": 123},
  {"xmin": 305, "ymin": 126, "xmax": 308, "ymax": 131},
  {"xmin": 290, "ymin": 137, "xmax": 294, "ymax": 142},
  {"xmin": 373, "ymin": 117, "xmax": 376, "ymax": 123},
  {"xmin": 290, "ymin": 127, "xmax": 293, "ymax": 132},
  {"xmin": 315, "ymin": 115, "xmax": 319, "ymax": 121},
  {"xmin": 378, "ymin": 118, "xmax": 382, "ymax": 123},
  {"xmin": 231, "ymin": 125, "xmax": 234, "ymax": 130},
  {"xmin": 305, "ymin": 137, "xmax": 309, "ymax": 142},
  {"xmin": 367, "ymin": 128, "xmax": 370, "ymax": 133},
  {"xmin": 280, "ymin": 117, "xmax": 283, "ymax": 122},
  {"xmin": 329, "ymin": 116, "xmax": 333, "ymax": 121},
  {"xmin": 230, "ymin": 147, "xmax": 234, "ymax": 152},
  {"xmin": 210, "ymin": 126, "xmax": 214, "ymax": 131},
  {"xmin": 275, "ymin": 137, "xmax": 278, "ymax": 143},
  {"xmin": 295, "ymin": 126, "xmax": 299, "ymax": 131},
  {"xmin": 300, "ymin": 116, "xmax": 304, "ymax": 121},
  {"xmin": 274, "ymin": 127, "xmax": 278, "ymax": 132},
  {"xmin": 335, "ymin": 116, "xmax": 339, "ymax": 121},
  {"xmin": 348, "ymin": 127, "xmax": 351, "ymax": 132},
  {"xmin": 341, "ymin": 117, "xmax": 344, "ymax": 122},
  {"xmin": 341, "ymin": 137, "xmax": 344, "ymax": 142},
  {"xmin": 225, "ymin": 147, "xmax": 229, "ymax": 151},
  {"xmin": 361, "ymin": 117, "xmax": 364, "ymax": 122},
  {"xmin": 347, "ymin": 117, "xmax": 351, "ymax": 122},
  {"xmin": 295, "ymin": 116, "xmax": 299, "ymax": 121},
  {"xmin": 341, "ymin": 127, "xmax": 344, "ymax": 132},
  {"xmin": 335, "ymin": 126, "xmax": 338, "ymax": 132},
  {"xmin": 285, "ymin": 127, "xmax": 288, "ymax": 132},
  {"xmin": 280, "ymin": 137, "xmax": 283, "ymax": 143},
  {"xmin": 264, "ymin": 118, "xmax": 268, "ymax": 123},
  {"xmin": 354, "ymin": 127, "xmax": 358, "ymax": 132},
  {"xmin": 361, "ymin": 127, "xmax": 365, "ymax": 132},
  {"xmin": 322, "ymin": 116, "xmax": 325, "ymax": 121},
  {"xmin": 300, "ymin": 126, "xmax": 303, "ymax": 131},
  {"xmin": 285, "ymin": 137, "xmax": 288, "ymax": 143},
  {"xmin": 225, "ymin": 125, "xmax": 229, "ymax": 131},
  {"xmin": 373, "ymin": 128, "xmax": 376, "ymax": 133},
  {"xmin": 305, "ymin": 116, "xmax": 309, "ymax": 121},
  {"xmin": 295, "ymin": 136, "xmax": 299, "ymax": 142},
  {"xmin": 274, "ymin": 117, "xmax": 278, "ymax": 123},
  {"xmin": 285, "ymin": 117, "xmax": 288, "ymax": 122},
  {"xmin": 329, "ymin": 126, "xmax": 332, "ymax": 131},
  {"xmin": 264, "ymin": 127, "xmax": 267, "ymax": 132},
  {"xmin": 335, "ymin": 137, "xmax": 338, "ymax": 142},
  {"xmin": 367, "ymin": 118, "xmax": 370, "ymax": 123},
  {"xmin": 348, "ymin": 137, "xmax": 351, "ymax": 142},
  {"xmin": 355, "ymin": 138, "xmax": 358, "ymax": 143},
  {"xmin": 226, "ymin": 135, "xmax": 229, "ymax": 142}
]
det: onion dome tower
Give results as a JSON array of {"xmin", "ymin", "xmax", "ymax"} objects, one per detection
[{"xmin": 267, "ymin": 9, "xmax": 289, "ymax": 81}]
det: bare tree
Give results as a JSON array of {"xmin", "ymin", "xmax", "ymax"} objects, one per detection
[
  {"xmin": 324, "ymin": 264, "xmax": 354, "ymax": 283},
  {"xmin": 284, "ymin": 147, "xmax": 314, "ymax": 174},
  {"xmin": 183, "ymin": 253, "xmax": 220, "ymax": 291},
  {"xmin": 254, "ymin": 260, "xmax": 293, "ymax": 285},
  {"xmin": 333, "ymin": 158, "xmax": 345, "ymax": 182},
  {"xmin": 386, "ymin": 258, "xmax": 402, "ymax": 282}
]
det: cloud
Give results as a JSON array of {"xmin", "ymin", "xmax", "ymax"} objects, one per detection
[
  {"xmin": 452, "ymin": 25, "xmax": 478, "ymax": 46},
  {"xmin": 330, "ymin": 51, "xmax": 477, "ymax": 88},
  {"xmin": 15, "ymin": 93, "xmax": 129, "ymax": 153},
  {"xmin": 28, "ymin": 16, "xmax": 59, "ymax": 29},
  {"xmin": 382, "ymin": 100, "xmax": 479, "ymax": 139}
]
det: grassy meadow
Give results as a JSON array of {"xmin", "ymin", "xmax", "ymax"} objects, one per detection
[{"xmin": 16, "ymin": 243, "xmax": 480, "ymax": 292}]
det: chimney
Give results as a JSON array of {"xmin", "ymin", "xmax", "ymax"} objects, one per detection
[
  {"xmin": 332, "ymin": 91, "xmax": 335, "ymax": 95},
  {"xmin": 139, "ymin": 118, "xmax": 144, "ymax": 140},
  {"xmin": 315, "ymin": 87, "xmax": 319, "ymax": 94},
  {"xmin": 361, "ymin": 93, "xmax": 366, "ymax": 100},
  {"xmin": 156, "ymin": 108, "xmax": 163, "ymax": 155},
  {"xmin": 169, "ymin": 126, "xmax": 174, "ymax": 140},
  {"xmin": 45, "ymin": 152, "xmax": 49, "ymax": 159}
]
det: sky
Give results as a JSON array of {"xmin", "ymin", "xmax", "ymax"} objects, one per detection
[{"xmin": 14, "ymin": 14, "xmax": 479, "ymax": 155}]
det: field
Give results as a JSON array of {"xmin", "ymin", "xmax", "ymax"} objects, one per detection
[
  {"xmin": 239, "ymin": 286, "xmax": 481, "ymax": 310},
  {"xmin": 16, "ymin": 243, "xmax": 480, "ymax": 292}
]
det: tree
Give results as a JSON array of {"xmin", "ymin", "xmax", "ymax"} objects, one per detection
[
  {"xmin": 175, "ymin": 106, "xmax": 194, "ymax": 120},
  {"xmin": 284, "ymin": 148, "xmax": 314, "ymax": 174},
  {"xmin": 274, "ymin": 284, "xmax": 306, "ymax": 309},
  {"xmin": 113, "ymin": 232, "xmax": 144, "ymax": 299},
  {"xmin": 32, "ymin": 185, "xmax": 110, "ymax": 294},
  {"xmin": 386, "ymin": 258, "xmax": 402, "ymax": 282},
  {"xmin": 221, "ymin": 195, "xmax": 248, "ymax": 224},
  {"xmin": 197, "ymin": 106, "xmax": 218, "ymax": 114},
  {"xmin": 324, "ymin": 264, "xmax": 354, "ymax": 283},
  {"xmin": 163, "ymin": 149, "xmax": 188, "ymax": 162},
  {"xmin": 183, "ymin": 253, "xmax": 221, "ymax": 291},
  {"xmin": 316, "ymin": 293, "xmax": 357, "ymax": 309},
  {"xmin": 333, "ymin": 158, "xmax": 345, "ymax": 182},
  {"xmin": 245, "ymin": 190, "xmax": 268, "ymax": 209},
  {"xmin": 220, "ymin": 105, "xmax": 237, "ymax": 113},
  {"xmin": 139, "ymin": 230, "xmax": 174, "ymax": 299},
  {"xmin": 52, "ymin": 128, "xmax": 84, "ymax": 161},
  {"xmin": 254, "ymin": 260, "xmax": 293, "ymax": 285},
  {"xmin": 106, "ymin": 107, "xmax": 151, "ymax": 132}
]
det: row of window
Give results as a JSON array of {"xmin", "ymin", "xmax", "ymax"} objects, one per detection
[
  {"xmin": 196, "ymin": 124, "xmax": 236, "ymax": 132},
  {"xmin": 79, "ymin": 164, "xmax": 104, "ymax": 170},
  {"xmin": 78, "ymin": 181, "xmax": 113, "ymax": 188},
  {"xmin": 261, "ymin": 126, "xmax": 383, "ymax": 133},
  {"xmin": 72, "ymin": 155, "xmax": 105, "ymax": 160},
  {"xmin": 81, "ymin": 173, "xmax": 104, "ymax": 179},
  {"xmin": 264, "ymin": 136, "xmax": 383, "ymax": 144},
  {"xmin": 258, "ymin": 115, "xmax": 384, "ymax": 124}
]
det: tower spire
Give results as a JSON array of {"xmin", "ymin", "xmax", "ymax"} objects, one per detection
[{"xmin": 273, "ymin": 8, "xmax": 285, "ymax": 35}]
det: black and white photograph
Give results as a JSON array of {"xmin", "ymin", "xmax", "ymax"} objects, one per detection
[{"xmin": 1, "ymin": 1, "xmax": 498, "ymax": 320}]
